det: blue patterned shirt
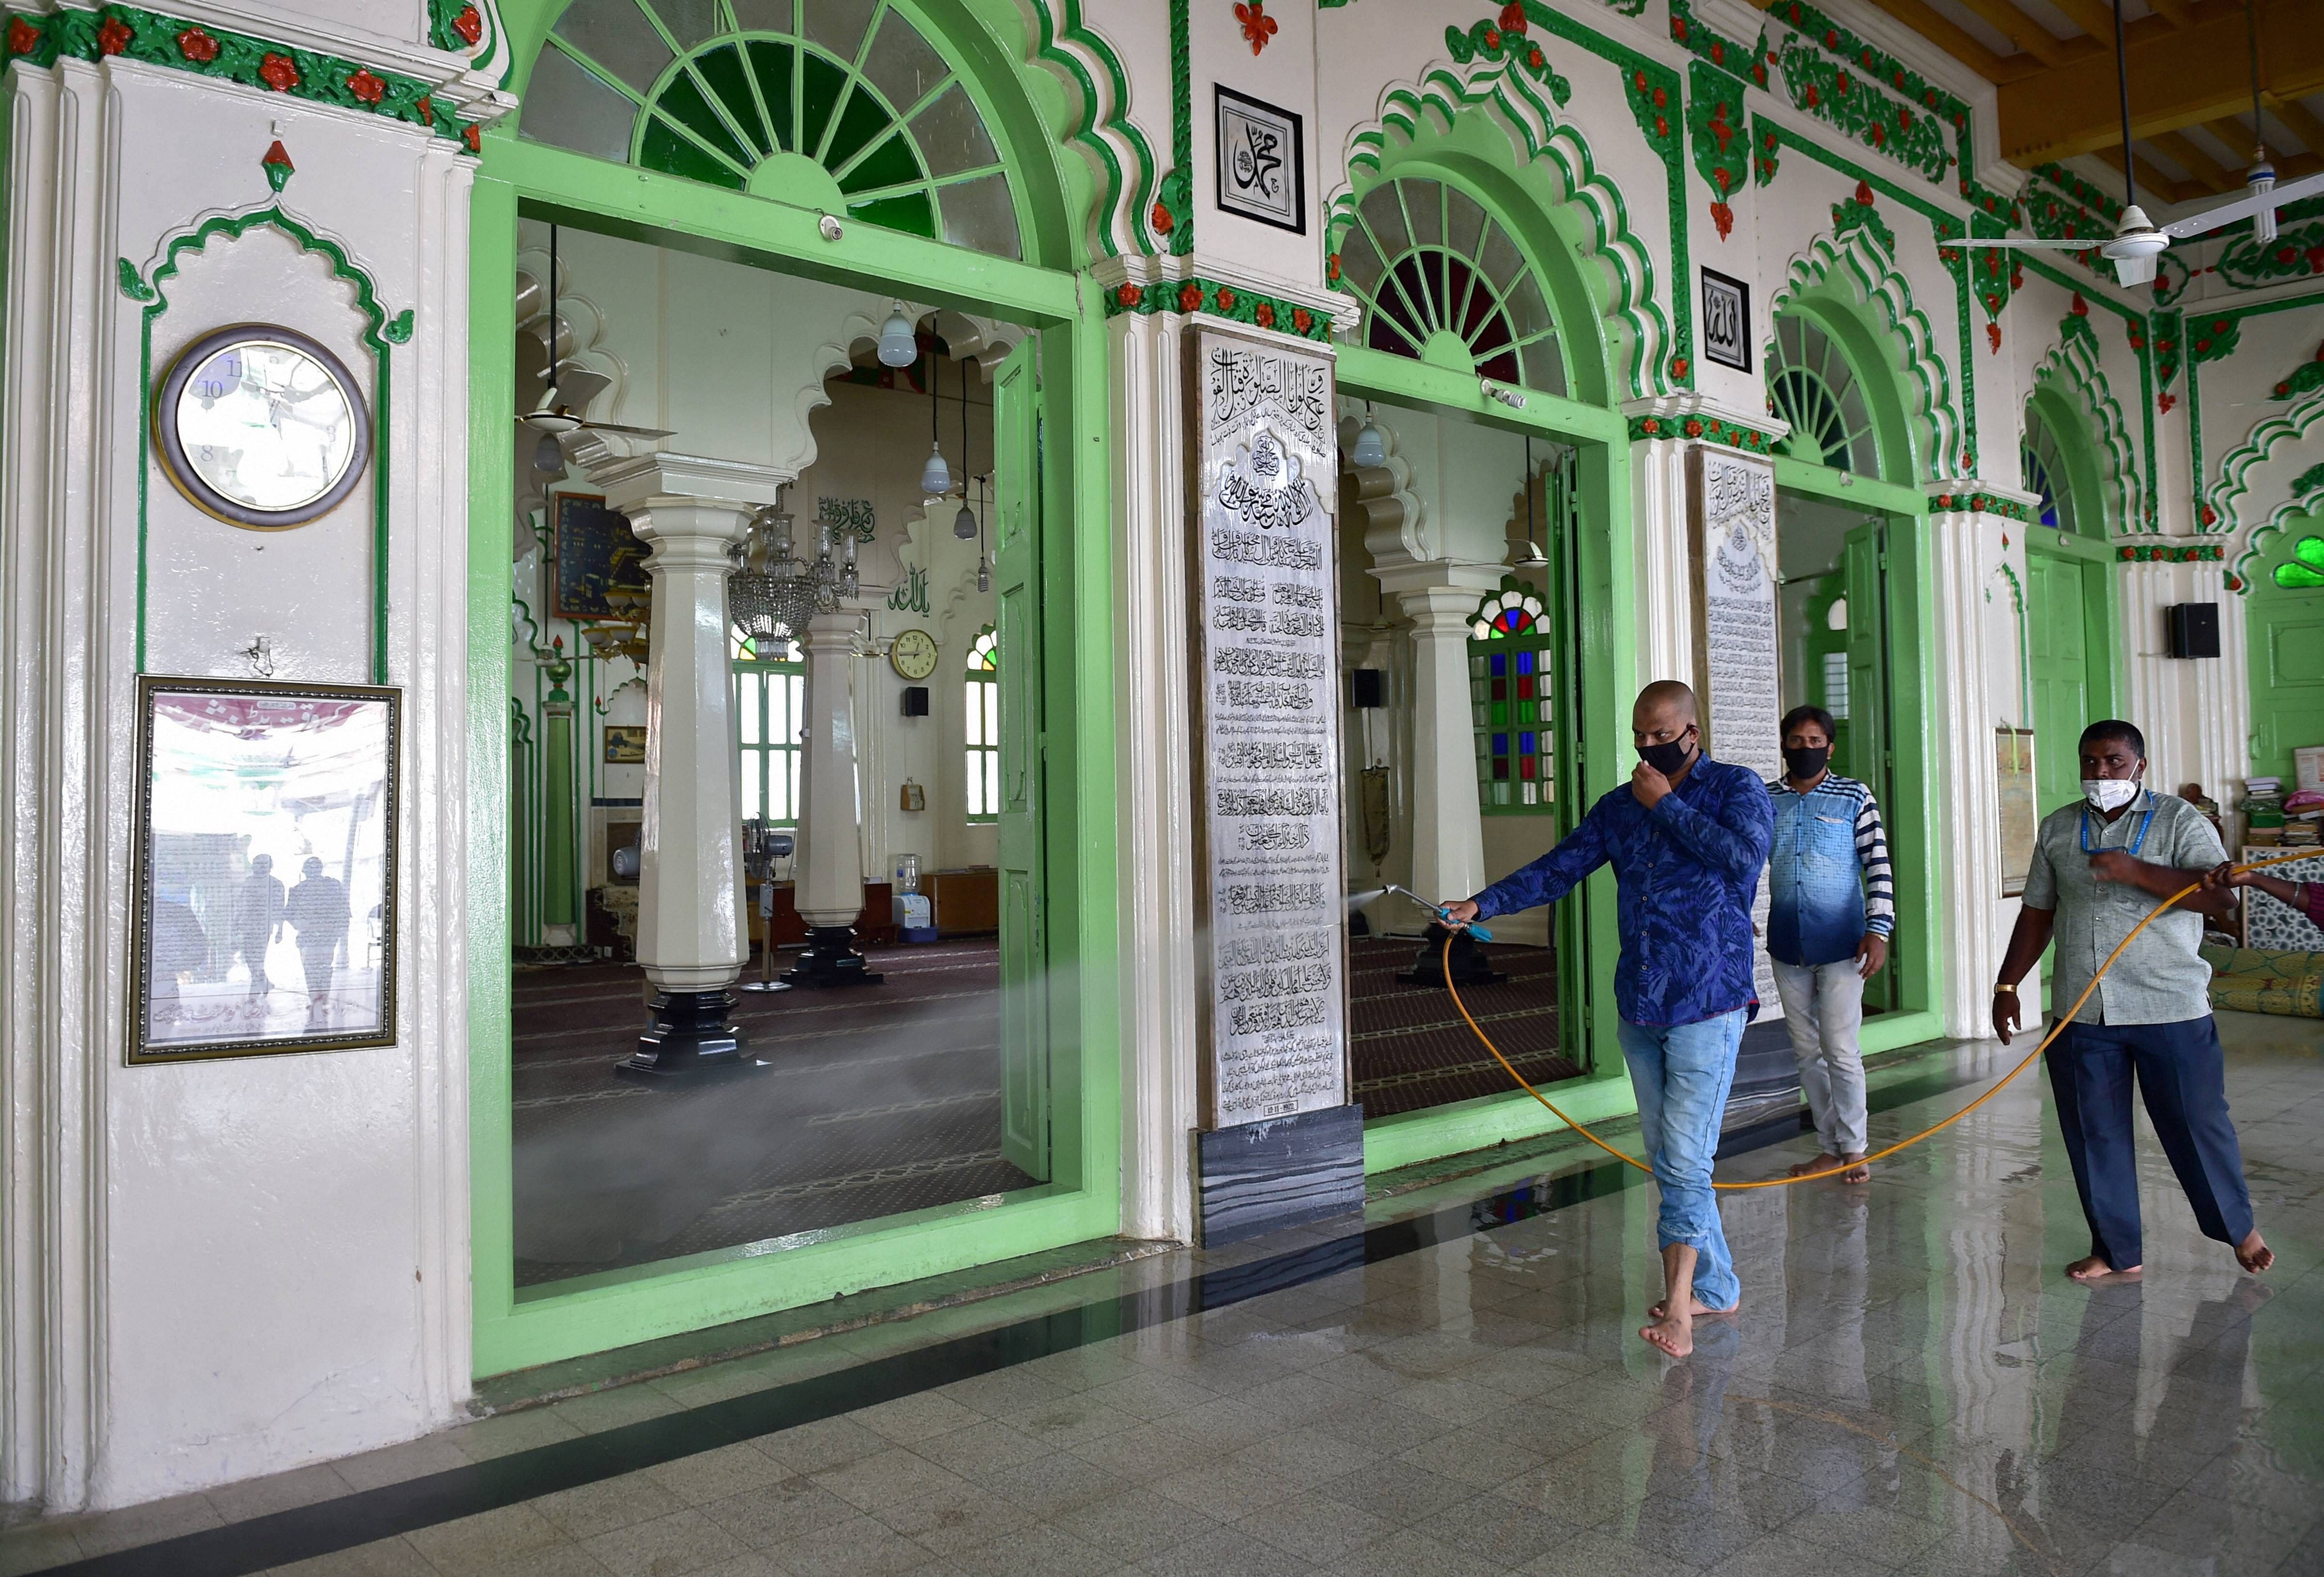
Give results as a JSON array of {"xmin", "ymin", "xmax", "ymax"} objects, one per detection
[{"xmin": 1469, "ymin": 754, "xmax": 1774, "ymax": 1028}]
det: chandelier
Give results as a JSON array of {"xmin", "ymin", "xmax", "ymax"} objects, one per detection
[
  {"xmin": 580, "ymin": 585, "xmax": 652, "ymax": 667},
  {"xmin": 730, "ymin": 496, "xmax": 857, "ymax": 647}
]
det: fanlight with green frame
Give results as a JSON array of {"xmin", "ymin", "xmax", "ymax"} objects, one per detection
[
  {"xmin": 2020, "ymin": 407, "xmax": 2076, "ymax": 535},
  {"xmin": 1333, "ymin": 177, "xmax": 1567, "ymax": 395},
  {"xmin": 1469, "ymin": 584, "xmax": 1557, "ymax": 813},
  {"xmin": 524, "ymin": 0, "xmax": 1022, "ymax": 259},
  {"xmin": 2278, "ymin": 535, "xmax": 2324, "ymax": 590},
  {"xmin": 1767, "ymin": 315, "xmax": 1878, "ymax": 476}
]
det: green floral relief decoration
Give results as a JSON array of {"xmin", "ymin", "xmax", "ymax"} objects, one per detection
[
  {"xmin": 1421, "ymin": 5, "xmax": 1685, "ymax": 394},
  {"xmin": 2268, "ymin": 342, "xmax": 2324, "ymax": 402},
  {"xmin": 1626, "ymin": 410, "xmax": 1779, "ymax": 453},
  {"xmin": 1162, "ymin": 0, "xmax": 1191, "ymax": 255},
  {"xmin": 2218, "ymin": 389, "xmax": 2324, "ymax": 588},
  {"xmin": 1102, "ymin": 276, "xmax": 1332, "ymax": 342},
  {"xmin": 3, "ymin": 4, "xmax": 470, "ymax": 147},
  {"xmin": 2144, "ymin": 308, "xmax": 2183, "ymax": 410},
  {"xmin": 2032, "ymin": 312, "xmax": 2140, "ymax": 538},
  {"xmin": 1687, "ymin": 61, "xmax": 1748, "ymax": 242},
  {"xmin": 1774, "ymin": 37, "xmax": 1943, "ymax": 183},
  {"xmin": 1667, "ymin": 0, "xmax": 1764, "ymax": 85},
  {"xmin": 2214, "ymin": 196, "xmax": 2324, "ymax": 291},
  {"xmin": 119, "ymin": 205, "xmax": 405, "ymax": 681},
  {"xmin": 2277, "ymin": 534, "xmax": 2324, "ymax": 590},
  {"xmin": 2190, "ymin": 313, "xmax": 2241, "ymax": 366}
]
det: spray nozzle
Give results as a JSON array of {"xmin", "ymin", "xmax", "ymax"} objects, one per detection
[{"xmin": 1370, "ymin": 883, "xmax": 1493, "ymax": 942}]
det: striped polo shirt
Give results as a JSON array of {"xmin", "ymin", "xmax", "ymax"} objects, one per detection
[{"xmin": 1765, "ymin": 772, "xmax": 1896, "ymax": 967}]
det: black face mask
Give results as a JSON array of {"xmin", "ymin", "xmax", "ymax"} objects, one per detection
[
  {"xmin": 1637, "ymin": 730, "xmax": 1695, "ymax": 777},
  {"xmin": 1784, "ymin": 745, "xmax": 1831, "ymax": 779}
]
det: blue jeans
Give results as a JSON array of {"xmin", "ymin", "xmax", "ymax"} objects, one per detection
[{"xmin": 1618, "ymin": 1010, "xmax": 1746, "ymax": 1312}]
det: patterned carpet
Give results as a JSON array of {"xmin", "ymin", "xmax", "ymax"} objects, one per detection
[
  {"xmin": 510, "ymin": 940, "xmax": 1033, "ymax": 1287},
  {"xmin": 1347, "ymin": 934, "xmax": 1580, "ymax": 1119}
]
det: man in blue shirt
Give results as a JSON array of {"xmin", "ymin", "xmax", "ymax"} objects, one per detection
[
  {"xmin": 1444, "ymin": 681, "xmax": 1773, "ymax": 1358},
  {"xmin": 1766, "ymin": 705, "xmax": 1894, "ymax": 1185}
]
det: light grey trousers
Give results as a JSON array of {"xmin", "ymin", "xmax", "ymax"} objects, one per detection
[{"xmin": 1772, "ymin": 957, "xmax": 1868, "ymax": 1158}]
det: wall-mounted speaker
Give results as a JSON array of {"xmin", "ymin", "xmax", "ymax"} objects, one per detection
[
  {"xmin": 1349, "ymin": 668, "xmax": 1385, "ymax": 709},
  {"xmin": 901, "ymin": 685, "xmax": 931, "ymax": 716},
  {"xmin": 2166, "ymin": 603, "xmax": 2219, "ymax": 659}
]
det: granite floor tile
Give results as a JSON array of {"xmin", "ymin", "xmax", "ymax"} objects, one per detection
[
  {"xmin": 260, "ymin": 1534, "xmax": 442, "ymax": 1577},
  {"xmin": 403, "ymin": 1503, "xmax": 582, "ymax": 1577},
  {"xmin": 868, "ymin": 1482, "xmax": 1035, "ymax": 1557},
  {"xmin": 938, "ymin": 1523, "xmax": 1123, "ymax": 1577},
  {"xmin": 1128, "ymin": 1524, "xmax": 1321, "ymax": 1577},
  {"xmin": 1313, "ymin": 1458, "xmax": 1485, "ymax": 1527},
  {"xmin": 1051, "ymin": 1487, "xmax": 1218, "ymax": 1564},
  {"xmin": 535, "ymin": 1471, "xmax": 695, "ymax": 1540},
  {"xmin": 696, "ymin": 1477, "xmax": 862, "ymax": 1549},
  {"xmin": 581, "ymin": 1509, "xmax": 754, "ymax": 1577},
  {"xmin": 204, "ymin": 1463, "xmax": 359, "ymax": 1524},
  {"xmin": 809, "ymin": 1448, "xmax": 972, "ymax": 1514},
  {"xmin": 759, "ymin": 1515, "xmax": 942, "ymax": 1577},
  {"xmin": 1232, "ymin": 1489, "xmax": 1400, "ymax": 1564}
]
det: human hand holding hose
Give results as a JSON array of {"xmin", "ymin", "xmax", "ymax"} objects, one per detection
[{"xmin": 1440, "ymin": 898, "xmax": 1481, "ymax": 929}]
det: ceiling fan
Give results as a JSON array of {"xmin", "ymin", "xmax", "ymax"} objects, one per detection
[
  {"xmin": 1960, "ymin": 0, "xmax": 2324, "ymax": 287},
  {"xmin": 517, "ymin": 223, "xmax": 669, "ymax": 472}
]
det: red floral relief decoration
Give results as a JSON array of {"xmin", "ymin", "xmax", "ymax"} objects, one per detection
[
  {"xmin": 175, "ymin": 26, "xmax": 218, "ymax": 62},
  {"xmin": 96, "ymin": 15, "xmax": 130, "ymax": 54},
  {"xmin": 1234, "ymin": 0, "xmax": 1276, "ymax": 56},
  {"xmin": 346, "ymin": 68, "xmax": 384, "ymax": 105},
  {"xmin": 258, "ymin": 51, "xmax": 298, "ymax": 91},
  {"xmin": 452, "ymin": 5, "xmax": 484, "ymax": 46}
]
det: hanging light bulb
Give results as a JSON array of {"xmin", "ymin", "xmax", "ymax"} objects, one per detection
[
  {"xmin": 533, "ymin": 430, "xmax": 566, "ymax": 479},
  {"xmin": 877, "ymin": 301, "xmax": 917, "ymax": 367},
  {"xmin": 920, "ymin": 442, "xmax": 951, "ymax": 496},
  {"xmin": 954, "ymin": 499, "xmax": 978, "ymax": 539},
  {"xmin": 978, "ymin": 556, "xmax": 990, "ymax": 594},
  {"xmin": 1351, "ymin": 404, "xmax": 1387, "ymax": 467},
  {"xmin": 952, "ymin": 356, "xmax": 977, "ymax": 537}
]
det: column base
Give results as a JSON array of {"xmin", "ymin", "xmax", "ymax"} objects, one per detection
[
  {"xmin": 781, "ymin": 926, "xmax": 885, "ymax": 988},
  {"xmin": 1399, "ymin": 923, "xmax": 1505, "ymax": 988},
  {"xmin": 618, "ymin": 989, "xmax": 766, "ymax": 1079}
]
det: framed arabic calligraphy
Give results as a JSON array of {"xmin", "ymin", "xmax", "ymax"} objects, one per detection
[{"xmin": 1216, "ymin": 86, "xmax": 1304, "ymax": 233}]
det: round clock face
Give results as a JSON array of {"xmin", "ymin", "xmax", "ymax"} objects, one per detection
[
  {"xmin": 889, "ymin": 628, "xmax": 940, "ymax": 681},
  {"xmin": 155, "ymin": 324, "xmax": 371, "ymax": 529}
]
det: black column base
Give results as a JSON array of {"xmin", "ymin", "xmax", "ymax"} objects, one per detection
[
  {"xmin": 1398, "ymin": 922, "xmax": 1505, "ymax": 988},
  {"xmin": 617, "ymin": 988, "xmax": 766, "ymax": 1080},
  {"xmin": 781, "ymin": 925, "xmax": 885, "ymax": 988}
]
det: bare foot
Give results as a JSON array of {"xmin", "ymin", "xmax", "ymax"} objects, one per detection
[
  {"xmin": 1640, "ymin": 1309, "xmax": 1694, "ymax": 1357},
  {"xmin": 2065, "ymin": 1255, "xmax": 2143, "ymax": 1282},
  {"xmin": 1788, "ymin": 1152, "xmax": 1844, "ymax": 1178},
  {"xmin": 1841, "ymin": 1153, "xmax": 1870, "ymax": 1184},
  {"xmin": 2235, "ymin": 1230, "xmax": 2274, "ymax": 1274},
  {"xmin": 1649, "ymin": 1295, "xmax": 1739, "ymax": 1320}
]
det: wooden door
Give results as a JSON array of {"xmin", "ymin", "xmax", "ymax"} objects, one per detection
[{"xmin": 990, "ymin": 337, "xmax": 1048, "ymax": 1182}]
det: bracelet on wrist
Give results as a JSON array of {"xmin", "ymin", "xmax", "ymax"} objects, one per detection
[{"xmin": 1992, "ymin": 983, "xmax": 2018, "ymax": 995}]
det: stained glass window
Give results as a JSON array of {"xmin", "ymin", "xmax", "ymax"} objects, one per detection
[
  {"xmin": 2020, "ymin": 408, "xmax": 2076, "ymax": 534},
  {"xmin": 1768, "ymin": 315, "xmax": 1879, "ymax": 476},
  {"xmin": 2278, "ymin": 535, "xmax": 2324, "ymax": 590},
  {"xmin": 733, "ymin": 633, "xmax": 806, "ymax": 825},
  {"xmin": 965, "ymin": 624, "xmax": 998, "ymax": 821},
  {"xmin": 524, "ymin": 0, "xmax": 1021, "ymax": 260},
  {"xmin": 1468, "ymin": 586, "xmax": 1556, "ymax": 813},
  {"xmin": 1332, "ymin": 178, "xmax": 1566, "ymax": 395}
]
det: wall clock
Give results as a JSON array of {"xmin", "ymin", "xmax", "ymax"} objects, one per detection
[
  {"xmin": 888, "ymin": 628, "xmax": 940, "ymax": 681},
  {"xmin": 154, "ymin": 324, "xmax": 371, "ymax": 529}
]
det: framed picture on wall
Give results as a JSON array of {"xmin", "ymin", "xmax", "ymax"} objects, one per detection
[
  {"xmin": 602, "ymin": 724, "xmax": 647, "ymax": 764},
  {"xmin": 1700, "ymin": 270, "xmax": 1752, "ymax": 373},
  {"xmin": 1215, "ymin": 86, "xmax": 1304, "ymax": 233},
  {"xmin": 550, "ymin": 492, "xmax": 651, "ymax": 622},
  {"xmin": 1996, "ymin": 727, "xmax": 2036, "ymax": 897},
  {"xmin": 128, "ymin": 676, "xmax": 400, "ymax": 1064}
]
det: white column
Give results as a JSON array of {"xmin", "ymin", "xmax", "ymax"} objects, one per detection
[
  {"xmin": 795, "ymin": 609, "xmax": 867, "ymax": 929},
  {"xmin": 1398, "ymin": 585, "xmax": 1491, "ymax": 907}
]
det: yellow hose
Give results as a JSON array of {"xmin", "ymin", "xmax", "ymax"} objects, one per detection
[{"xmin": 1443, "ymin": 854, "xmax": 2314, "ymax": 1189}]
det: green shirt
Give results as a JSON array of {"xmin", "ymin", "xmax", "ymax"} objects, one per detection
[{"xmin": 2021, "ymin": 788, "xmax": 2224, "ymax": 1027}]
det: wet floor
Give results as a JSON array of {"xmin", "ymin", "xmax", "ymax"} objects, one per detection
[{"xmin": 7, "ymin": 1011, "xmax": 2319, "ymax": 1577}]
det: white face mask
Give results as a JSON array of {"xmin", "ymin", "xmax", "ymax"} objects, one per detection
[{"xmin": 2082, "ymin": 777, "xmax": 2141, "ymax": 813}]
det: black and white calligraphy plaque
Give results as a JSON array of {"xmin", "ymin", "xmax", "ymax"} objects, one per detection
[
  {"xmin": 1215, "ymin": 86, "xmax": 1304, "ymax": 233},
  {"xmin": 1700, "ymin": 269, "xmax": 1751, "ymax": 373},
  {"xmin": 1188, "ymin": 326, "xmax": 1346, "ymax": 1129}
]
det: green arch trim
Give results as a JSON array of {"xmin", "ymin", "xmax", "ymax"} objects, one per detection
[
  {"xmin": 1327, "ymin": 63, "xmax": 1668, "ymax": 408},
  {"xmin": 2027, "ymin": 328, "xmax": 2135, "ymax": 541},
  {"xmin": 499, "ymin": 0, "xmax": 1152, "ymax": 268},
  {"xmin": 120, "ymin": 205, "xmax": 405, "ymax": 683},
  {"xmin": 1766, "ymin": 224, "xmax": 1956, "ymax": 485},
  {"xmin": 2223, "ymin": 390, "xmax": 2324, "ymax": 591}
]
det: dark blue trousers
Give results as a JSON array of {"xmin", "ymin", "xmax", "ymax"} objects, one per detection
[{"xmin": 2045, "ymin": 1016, "xmax": 2254, "ymax": 1271}]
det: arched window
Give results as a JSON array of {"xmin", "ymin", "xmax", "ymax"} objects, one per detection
[
  {"xmin": 1334, "ymin": 178, "xmax": 1566, "ymax": 395},
  {"xmin": 1468, "ymin": 584, "xmax": 1556, "ymax": 813},
  {"xmin": 732, "ymin": 626, "xmax": 805, "ymax": 825},
  {"xmin": 1768, "ymin": 315, "xmax": 1877, "ymax": 475},
  {"xmin": 524, "ymin": 0, "xmax": 1021, "ymax": 259},
  {"xmin": 964, "ymin": 625, "xmax": 998, "ymax": 821},
  {"xmin": 2020, "ymin": 409, "xmax": 2076, "ymax": 534},
  {"xmin": 2277, "ymin": 534, "xmax": 2324, "ymax": 590}
]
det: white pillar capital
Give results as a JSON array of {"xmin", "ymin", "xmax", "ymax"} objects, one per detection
[{"xmin": 589, "ymin": 451, "xmax": 794, "ymax": 519}]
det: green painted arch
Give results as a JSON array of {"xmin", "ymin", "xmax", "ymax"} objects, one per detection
[
  {"xmin": 2025, "ymin": 333, "xmax": 2134, "ymax": 539},
  {"xmin": 2224, "ymin": 391, "xmax": 2324, "ymax": 590},
  {"xmin": 494, "ymin": 0, "xmax": 1155, "ymax": 270},
  {"xmin": 1765, "ymin": 227, "xmax": 1957, "ymax": 485},
  {"xmin": 1327, "ymin": 64, "xmax": 1669, "ymax": 408}
]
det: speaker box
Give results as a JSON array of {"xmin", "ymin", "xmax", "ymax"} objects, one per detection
[
  {"xmin": 2166, "ymin": 603, "xmax": 2220, "ymax": 659},
  {"xmin": 1349, "ymin": 668, "xmax": 1385, "ymax": 709},
  {"xmin": 901, "ymin": 685, "xmax": 930, "ymax": 716}
]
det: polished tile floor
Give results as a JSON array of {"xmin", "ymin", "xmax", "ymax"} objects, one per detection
[{"xmin": 7, "ymin": 1012, "xmax": 2320, "ymax": 1577}]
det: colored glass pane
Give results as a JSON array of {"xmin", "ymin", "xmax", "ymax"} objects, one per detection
[
  {"xmin": 1768, "ymin": 315, "xmax": 1878, "ymax": 476},
  {"xmin": 2020, "ymin": 407, "xmax": 2077, "ymax": 535}
]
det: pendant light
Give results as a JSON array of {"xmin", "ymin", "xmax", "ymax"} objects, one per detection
[
  {"xmin": 977, "ymin": 479, "xmax": 991, "ymax": 593},
  {"xmin": 877, "ymin": 301, "xmax": 917, "ymax": 368},
  {"xmin": 919, "ymin": 341, "xmax": 951, "ymax": 496},
  {"xmin": 2244, "ymin": 0, "xmax": 2278, "ymax": 246},
  {"xmin": 954, "ymin": 360, "xmax": 979, "ymax": 539},
  {"xmin": 1351, "ymin": 402, "xmax": 1387, "ymax": 468}
]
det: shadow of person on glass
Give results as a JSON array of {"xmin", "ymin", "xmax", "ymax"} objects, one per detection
[
  {"xmin": 148, "ymin": 893, "xmax": 209, "ymax": 1032},
  {"xmin": 234, "ymin": 852, "xmax": 285, "ymax": 1002},
  {"xmin": 283, "ymin": 855, "xmax": 350, "ymax": 1030}
]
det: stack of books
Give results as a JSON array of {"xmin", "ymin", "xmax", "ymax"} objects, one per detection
[
  {"xmin": 2283, "ymin": 788, "xmax": 2324, "ymax": 848},
  {"xmin": 2244, "ymin": 778, "xmax": 2286, "ymax": 846}
]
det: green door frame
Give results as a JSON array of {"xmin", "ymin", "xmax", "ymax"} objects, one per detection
[
  {"xmin": 1773, "ymin": 460, "xmax": 1943, "ymax": 1056},
  {"xmin": 1331, "ymin": 345, "xmax": 1636, "ymax": 1174},
  {"xmin": 467, "ymin": 136, "xmax": 1121, "ymax": 1377}
]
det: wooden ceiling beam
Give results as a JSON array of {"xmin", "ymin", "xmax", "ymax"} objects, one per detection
[
  {"xmin": 1949, "ymin": 0, "xmax": 2077, "ymax": 68},
  {"xmin": 2146, "ymin": 0, "xmax": 2195, "ymax": 26},
  {"xmin": 2200, "ymin": 117, "xmax": 2264, "ymax": 169},
  {"xmin": 1858, "ymin": 0, "xmax": 2023, "ymax": 83},
  {"xmin": 1999, "ymin": 0, "xmax": 2324, "ymax": 165},
  {"xmin": 2042, "ymin": 0, "xmax": 2122, "ymax": 41},
  {"xmin": 2267, "ymin": 95, "xmax": 2324, "ymax": 159},
  {"xmin": 2148, "ymin": 130, "xmax": 2243, "ymax": 193},
  {"xmin": 2087, "ymin": 145, "xmax": 2207, "ymax": 206}
]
